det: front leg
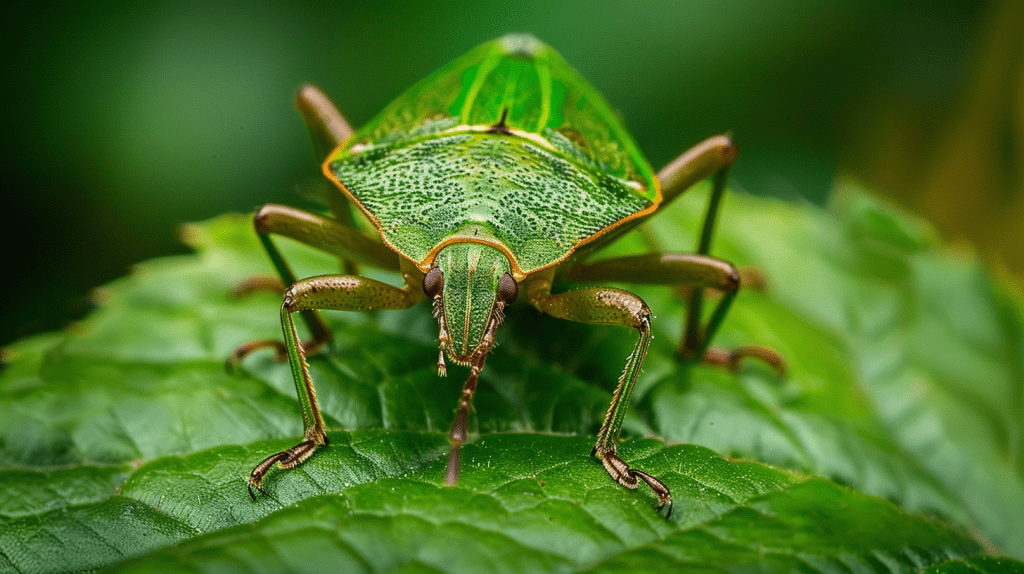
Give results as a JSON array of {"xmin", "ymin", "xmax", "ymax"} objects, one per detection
[
  {"xmin": 525, "ymin": 274, "xmax": 672, "ymax": 516},
  {"xmin": 248, "ymin": 273, "xmax": 421, "ymax": 499}
]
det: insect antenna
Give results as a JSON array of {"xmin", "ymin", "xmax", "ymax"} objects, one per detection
[{"xmin": 432, "ymin": 294, "xmax": 451, "ymax": 376}]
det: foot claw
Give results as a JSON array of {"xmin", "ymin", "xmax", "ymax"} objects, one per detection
[
  {"xmin": 228, "ymin": 337, "xmax": 329, "ymax": 370},
  {"xmin": 737, "ymin": 266, "xmax": 767, "ymax": 292},
  {"xmin": 632, "ymin": 469, "xmax": 673, "ymax": 519},
  {"xmin": 703, "ymin": 345, "xmax": 786, "ymax": 375},
  {"xmin": 228, "ymin": 339, "xmax": 289, "ymax": 369},
  {"xmin": 658, "ymin": 498, "xmax": 674, "ymax": 518},
  {"xmin": 231, "ymin": 275, "xmax": 286, "ymax": 298},
  {"xmin": 595, "ymin": 450, "xmax": 673, "ymax": 518},
  {"xmin": 246, "ymin": 439, "xmax": 323, "ymax": 499}
]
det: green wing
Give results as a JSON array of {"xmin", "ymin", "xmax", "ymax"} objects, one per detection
[{"xmin": 342, "ymin": 34, "xmax": 657, "ymax": 199}]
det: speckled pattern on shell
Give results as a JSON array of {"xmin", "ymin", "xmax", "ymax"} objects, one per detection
[{"xmin": 329, "ymin": 132, "xmax": 651, "ymax": 273}]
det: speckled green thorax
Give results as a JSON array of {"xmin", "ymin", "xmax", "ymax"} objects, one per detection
[{"xmin": 325, "ymin": 34, "xmax": 659, "ymax": 275}]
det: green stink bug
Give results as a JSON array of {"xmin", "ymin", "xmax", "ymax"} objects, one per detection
[{"xmin": 232, "ymin": 34, "xmax": 783, "ymax": 516}]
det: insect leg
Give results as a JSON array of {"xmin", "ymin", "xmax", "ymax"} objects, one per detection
[
  {"xmin": 295, "ymin": 84, "xmax": 354, "ymax": 160},
  {"xmin": 564, "ymin": 254, "xmax": 785, "ymax": 373},
  {"xmin": 248, "ymin": 274, "xmax": 420, "ymax": 499},
  {"xmin": 294, "ymin": 84, "xmax": 361, "ymax": 275},
  {"xmin": 655, "ymin": 137, "xmax": 738, "ymax": 361},
  {"xmin": 657, "ymin": 135, "xmax": 737, "ymax": 208},
  {"xmin": 651, "ymin": 136, "xmax": 783, "ymax": 370},
  {"xmin": 228, "ymin": 205, "xmax": 400, "ymax": 366},
  {"xmin": 524, "ymin": 275, "xmax": 671, "ymax": 516}
]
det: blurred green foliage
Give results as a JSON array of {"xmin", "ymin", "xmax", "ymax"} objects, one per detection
[{"xmin": 1, "ymin": 0, "xmax": 1004, "ymax": 345}]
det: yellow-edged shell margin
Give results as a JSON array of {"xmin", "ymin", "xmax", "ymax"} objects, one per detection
[{"xmin": 324, "ymin": 34, "xmax": 661, "ymax": 276}]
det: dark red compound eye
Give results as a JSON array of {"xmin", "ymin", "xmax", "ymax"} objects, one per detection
[
  {"xmin": 423, "ymin": 266, "xmax": 443, "ymax": 298},
  {"xmin": 497, "ymin": 272, "xmax": 518, "ymax": 305}
]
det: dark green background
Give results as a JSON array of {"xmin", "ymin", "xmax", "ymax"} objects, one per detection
[{"xmin": 1, "ymin": 1, "xmax": 989, "ymax": 345}]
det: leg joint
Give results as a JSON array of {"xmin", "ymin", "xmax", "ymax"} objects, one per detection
[
  {"xmin": 638, "ymin": 304, "xmax": 653, "ymax": 332},
  {"xmin": 716, "ymin": 135, "xmax": 738, "ymax": 164},
  {"xmin": 725, "ymin": 263, "xmax": 740, "ymax": 294},
  {"xmin": 253, "ymin": 204, "xmax": 274, "ymax": 234},
  {"xmin": 282, "ymin": 287, "xmax": 298, "ymax": 312}
]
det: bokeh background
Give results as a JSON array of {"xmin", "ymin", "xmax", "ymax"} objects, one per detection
[{"xmin": 2, "ymin": 0, "xmax": 1021, "ymax": 346}]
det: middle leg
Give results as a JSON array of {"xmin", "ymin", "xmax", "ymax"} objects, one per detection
[
  {"xmin": 564, "ymin": 253, "xmax": 784, "ymax": 372},
  {"xmin": 653, "ymin": 136, "xmax": 772, "ymax": 366},
  {"xmin": 228, "ymin": 204, "xmax": 400, "ymax": 367}
]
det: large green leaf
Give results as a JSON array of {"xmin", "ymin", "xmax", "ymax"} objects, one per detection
[{"xmin": 1, "ymin": 182, "xmax": 1021, "ymax": 573}]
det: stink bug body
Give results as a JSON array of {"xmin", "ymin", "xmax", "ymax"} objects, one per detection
[{"xmin": 233, "ymin": 34, "xmax": 783, "ymax": 516}]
